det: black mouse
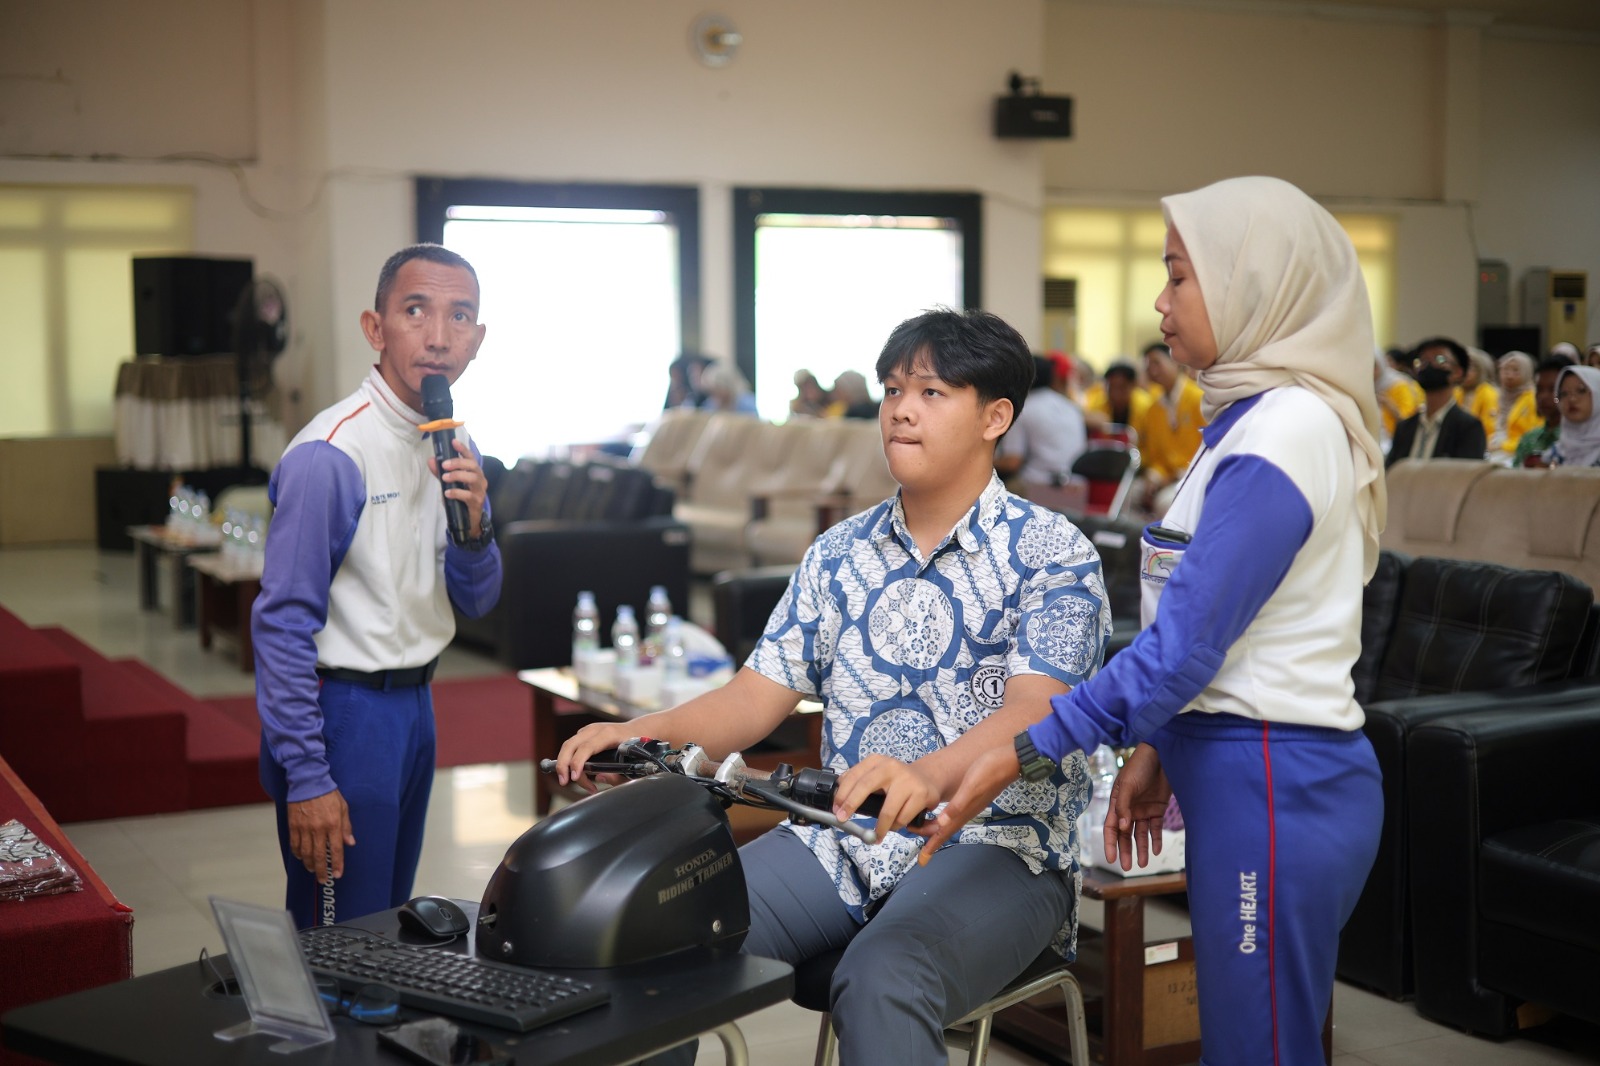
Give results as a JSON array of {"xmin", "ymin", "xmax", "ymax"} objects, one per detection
[{"xmin": 397, "ymin": 895, "xmax": 470, "ymax": 938}]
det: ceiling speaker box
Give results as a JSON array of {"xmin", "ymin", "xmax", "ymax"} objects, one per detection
[{"xmin": 994, "ymin": 94, "xmax": 1073, "ymax": 139}]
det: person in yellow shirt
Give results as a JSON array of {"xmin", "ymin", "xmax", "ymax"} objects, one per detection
[
  {"xmin": 1136, "ymin": 343, "xmax": 1206, "ymax": 513},
  {"xmin": 1374, "ymin": 348, "xmax": 1423, "ymax": 447},
  {"xmin": 1491, "ymin": 351, "xmax": 1541, "ymax": 458},
  {"xmin": 1456, "ymin": 348, "xmax": 1499, "ymax": 443},
  {"xmin": 1082, "ymin": 361, "xmax": 1153, "ymax": 440}
]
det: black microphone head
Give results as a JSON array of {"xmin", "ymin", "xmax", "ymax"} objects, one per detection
[{"xmin": 421, "ymin": 374, "xmax": 453, "ymax": 420}]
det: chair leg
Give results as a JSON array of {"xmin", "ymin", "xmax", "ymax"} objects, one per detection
[
  {"xmin": 1058, "ymin": 973, "xmax": 1090, "ymax": 1066},
  {"xmin": 966, "ymin": 1013, "xmax": 995, "ymax": 1066},
  {"xmin": 814, "ymin": 1011, "xmax": 837, "ymax": 1066},
  {"xmin": 708, "ymin": 1022, "xmax": 750, "ymax": 1066}
]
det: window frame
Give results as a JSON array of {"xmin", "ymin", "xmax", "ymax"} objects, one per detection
[
  {"xmin": 732, "ymin": 187, "xmax": 982, "ymax": 388},
  {"xmin": 414, "ymin": 178, "xmax": 702, "ymax": 355}
]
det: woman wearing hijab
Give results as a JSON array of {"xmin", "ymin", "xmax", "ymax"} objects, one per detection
[
  {"xmin": 1547, "ymin": 366, "xmax": 1600, "ymax": 468},
  {"xmin": 904, "ymin": 177, "xmax": 1385, "ymax": 1066},
  {"xmin": 1490, "ymin": 351, "xmax": 1539, "ymax": 458}
]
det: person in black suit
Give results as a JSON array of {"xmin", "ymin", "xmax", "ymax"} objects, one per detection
[{"xmin": 1386, "ymin": 337, "xmax": 1487, "ymax": 467}]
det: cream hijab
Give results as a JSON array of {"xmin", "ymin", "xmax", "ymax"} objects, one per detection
[{"xmin": 1161, "ymin": 176, "xmax": 1387, "ymax": 579}]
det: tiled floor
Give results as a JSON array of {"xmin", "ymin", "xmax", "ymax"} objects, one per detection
[{"xmin": 3, "ymin": 545, "xmax": 1596, "ymax": 1064}]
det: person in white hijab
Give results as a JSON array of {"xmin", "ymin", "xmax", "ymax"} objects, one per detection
[
  {"xmin": 917, "ymin": 177, "xmax": 1385, "ymax": 1066},
  {"xmin": 1548, "ymin": 366, "xmax": 1600, "ymax": 468}
]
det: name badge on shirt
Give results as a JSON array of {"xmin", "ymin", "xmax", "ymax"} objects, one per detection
[{"xmin": 1140, "ymin": 524, "xmax": 1192, "ymax": 627}]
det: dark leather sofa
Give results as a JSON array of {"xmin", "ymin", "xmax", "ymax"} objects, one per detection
[
  {"xmin": 453, "ymin": 458, "xmax": 690, "ymax": 669},
  {"xmin": 1408, "ymin": 698, "xmax": 1600, "ymax": 1035},
  {"xmin": 1336, "ymin": 554, "xmax": 1599, "ymax": 1000}
]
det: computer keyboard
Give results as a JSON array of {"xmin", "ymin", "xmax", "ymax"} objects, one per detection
[{"xmin": 299, "ymin": 926, "xmax": 609, "ymax": 1032}]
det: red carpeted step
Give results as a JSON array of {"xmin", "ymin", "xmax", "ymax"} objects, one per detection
[
  {"xmin": 213, "ymin": 675, "xmax": 534, "ymax": 771},
  {"xmin": 30, "ymin": 628, "xmax": 188, "ymax": 819},
  {"xmin": 207, "ymin": 693, "xmax": 262, "ymax": 736},
  {"xmin": 115, "ymin": 661, "xmax": 266, "ymax": 812},
  {"xmin": 0, "ymin": 607, "xmax": 84, "ymax": 754}
]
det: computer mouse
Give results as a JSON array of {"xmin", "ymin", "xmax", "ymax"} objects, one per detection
[{"xmin": 397, "ymin": 895, "xmax": 470, "ymax": 938}]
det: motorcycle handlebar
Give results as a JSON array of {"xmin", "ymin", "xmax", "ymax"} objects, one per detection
[{"xmin": 539, "ymin": 741, "xmax": 928, "ymax": 840}]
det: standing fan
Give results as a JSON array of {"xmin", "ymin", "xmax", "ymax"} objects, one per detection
[{"xmin": 230, "ymin": 277, "xmax": 289, "ymax": 471}]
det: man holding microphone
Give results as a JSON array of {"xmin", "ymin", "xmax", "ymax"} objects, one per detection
[{"xmin": 253, "ymin": 244, "xmax": 502, "ymax": 927}]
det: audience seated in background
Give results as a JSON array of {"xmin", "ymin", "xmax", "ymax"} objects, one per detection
[
  {"xmin": 1547, "ymin": 366, "xmax": 1600, "ymax": 469},
  {"xmin": 1383, "ymin": 346, "xmax": 1412, "ymax": 378},
  {"xmin": 1490, "ymin": 351, "xmax": 1539, "ymax": 459},
  {"xmin": 1516, "ymin": 352, "xmax": 1577, "ymax": 468},
  {"xmin": 1082, "ymin": 360, "xmax": 1152, "ymax": 439},
  {"xmin": 1587, "ymin": 343, "xmax": 1600, "ymax": 370},
  {"xmin": 1374, "ymin": 348, "xmax": 1423, "ymax": 449},
  {"xmin": 1550, "ymin": 341, "xmax": 1582, "ymax": 363},
  {"xmin": 698, "ymin": 361, "xmax": 759, "ymax": 417},
  {"xmin": 789, "ymin": 370, "xmax": 831, "ymax": 419},
  {"xmin": 995, "ymin": 355, "xmax": 1089, "ymax": 493},
  {"xmin": 828, "ymin": 369, "xmax": 878, "ymax": 419},
  {"xmin": 1135, "ymin": 342, "xmax": 1206, "ymax": 513},
  {"xmin": 1457, "ymin": 347, "xmax": 1500, "ymax": 442},
  {"xmin": 665, "ymin": 352, "xmax": 712, "ymax": 410},
  {"xmin": 1386, "ymin": 337, "xmax": 1486, "ymax": 467},
  {"xmin": 1060, "ymin": 351, "xmax": 1095, "ymax": 403}
]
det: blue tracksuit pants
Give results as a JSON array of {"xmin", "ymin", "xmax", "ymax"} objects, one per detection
[
  {"xmin": 1152, "ymin": 712, "xmax": 1381, "ymax": 1066},
  {"xmin": 260, "ymin": 678, "xmax": 436, "ymax": 929}
]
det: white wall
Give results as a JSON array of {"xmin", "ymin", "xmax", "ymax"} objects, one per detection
[
  {"xmin": 3, "ymin": 0, "xmax": 1597, "ymax": 437},
  {"xmin": 1477, "ymin": 33, "xmax": 1600, "ymax": 342},
  {"xmin": 310, "ymin": 0, "xmax": 1047, "ymax": 403},
  {"xmin": 2, "ymin": 0, "xmax": 1046, "ymax": 425},
  {"xmin": 1042, "ymin": 0, "xmax": 1600, "ymax": 350}
]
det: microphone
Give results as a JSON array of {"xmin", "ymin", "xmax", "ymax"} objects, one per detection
[{"xmin": 420, "ymin": 374, "xmax": 473, "ymax": 544}]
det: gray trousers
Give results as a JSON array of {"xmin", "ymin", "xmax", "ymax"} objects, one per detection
[
  {"xmin": 654, "ymin": 827, "xmax": 1075, "ymax": 1066},
  {"xmin": 646, "ymin": 819, "xmax": 1075, "ymax": 1062}
]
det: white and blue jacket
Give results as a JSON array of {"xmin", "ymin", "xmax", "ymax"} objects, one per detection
[
  {"xmin": 252, "ymin": 367, "xmax": 502, "ymax": 802},
  {"xmin": 1031, "ymin": 386, "xmax": 1365, "ymax": 762}
]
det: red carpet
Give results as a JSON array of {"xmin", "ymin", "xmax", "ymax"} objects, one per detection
[{"xmin": 206, "ymin": 672, "xmax": 534, "ymax": 771}]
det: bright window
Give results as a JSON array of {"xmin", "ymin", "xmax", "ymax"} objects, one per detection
[
  {"xmin": 1042, "ymin": 205, "xmax": 1397, "ymax": 368},
  {"xmin": 734, "ymin": 189, "xmax": 981, "ymax": 423},
  {"xmin": 752, "ymin": 214, "xmax": 964, "ymax": 421},
  {"xmin": 0, "ymin": 185, "xmax": 193, "ymax": 436},
  {"xmin": 417, "ymin": 180, "xmax": 699, "ymax": 462}
]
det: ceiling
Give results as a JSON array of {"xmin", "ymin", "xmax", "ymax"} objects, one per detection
[{"xmin": 1138, "ymin": 0, "xmax": 1600, "ymax": 35}]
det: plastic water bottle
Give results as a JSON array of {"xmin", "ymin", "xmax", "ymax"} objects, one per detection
[
  {"xmin": 642, "ymin": 585, "xmax": 673, "ymax": 664},
  {"xmin": 612, "ymin": 605, "xmax": 640, "ymax": 675},
  {"xmin": 661, "ymin": 616, "xmax": 687, "ymax": 685},
  {"xmin": 572, "ymin": 591, "xmax": 600, "ymax": 668},
  {"xmin": 245, "ymin": 515, "xmax": 265, "ymax": 562},
  {"xmin": 1089, "ymin": 744, "xmax": 1120, "ymax": 798}
]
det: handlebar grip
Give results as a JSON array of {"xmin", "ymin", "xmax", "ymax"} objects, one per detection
[{"xmin": 790, "ymin": 767, "xmax": 928, "ymax": 828}]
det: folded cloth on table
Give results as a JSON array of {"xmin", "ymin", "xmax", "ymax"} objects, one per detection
[{"xmin": 0, "ymin": 818, "xmax": 82, "ymax": 900}]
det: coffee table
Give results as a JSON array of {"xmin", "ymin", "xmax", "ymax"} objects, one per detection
[
  {"xmin": 188, "ymin": 553, "xmax": 264, "ymax": 671},
  {"xmin": 127, "ymin": 524, "xmax": 220, "ymax": 628}
]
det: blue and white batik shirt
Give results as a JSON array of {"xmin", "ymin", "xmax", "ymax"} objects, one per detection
[{"xmin": 748, "ymin": 473, "xmax": 1109, "ymax": 956}]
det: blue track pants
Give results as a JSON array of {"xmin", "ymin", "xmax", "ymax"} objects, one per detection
[
  {"xmin": 1152, "ymin": 712, "xmax": 1382, "ymax": 1066},
  {"xmin": 260, "ymin": 678, "xmax": 436, "ymax": 929}
]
